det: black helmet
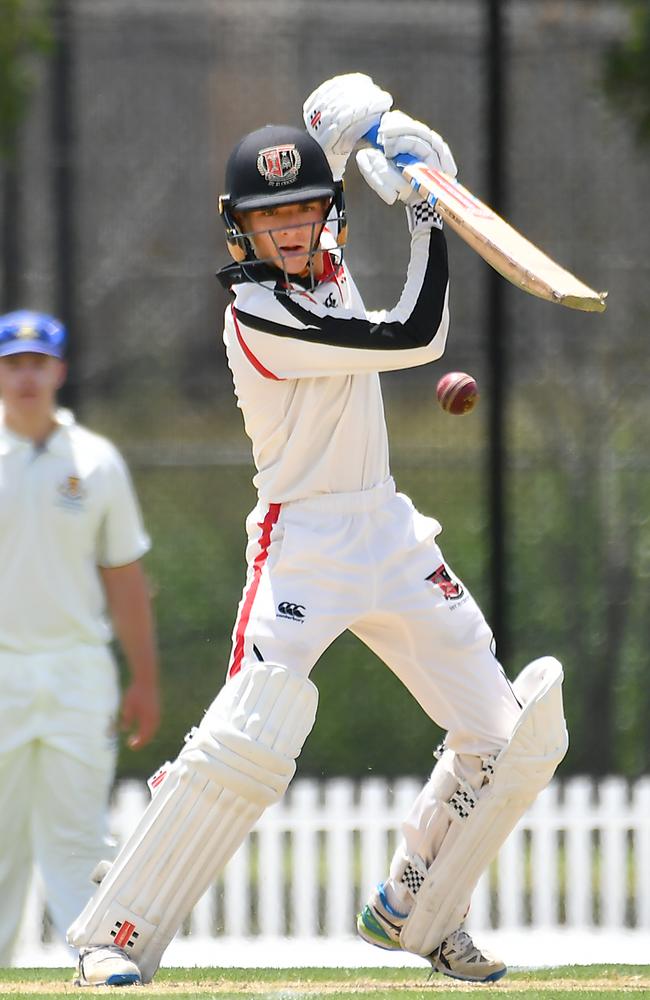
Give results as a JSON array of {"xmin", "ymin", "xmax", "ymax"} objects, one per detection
[
  {"xmin": 223, "ymin": 124, "xmax": 336, "ymax": 213},
  {"xmin": 219, "ymin": 124, "xmax": 346, "ymax": 266}
]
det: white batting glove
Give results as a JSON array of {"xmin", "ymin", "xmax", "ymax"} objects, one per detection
[
  {"xmin": 378, "ymin": 109, "xmax": 457, "ymax": 178},
  {"xmin": 355, "ymin": 147, "xmax": 443, "ymax": 234},
  {"xmin": 303, "ymin": 73, "xmax": 393, "ymax": 180},
  {"xmin": 355, "ymin": 148, "xmax": 415, "ymax": 206},
  {"xmin": 356, "ymin": 110, "xmax": 455, "ymax": 233}
]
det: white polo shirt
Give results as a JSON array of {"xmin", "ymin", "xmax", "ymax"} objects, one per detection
[{"xmin": 0, "ymin": 407, "xmax": 150, "ymax": 654}]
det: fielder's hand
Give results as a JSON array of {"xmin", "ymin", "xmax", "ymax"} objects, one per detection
[
  {"xmin": 356, "ymin": 109, "xmax": 458, "ymax": 207},
  {"xmin": 121, "ymin": 678, "xmax": 160, "ymax": 750},
  {"xmin": 303, "ymin": 72, "xmax": 393, "ymax": 180}
]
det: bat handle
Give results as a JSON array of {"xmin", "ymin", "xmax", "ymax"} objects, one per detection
[{"xmin": 362, "ymin": 124, "xmax": 419, "ymax": 169}]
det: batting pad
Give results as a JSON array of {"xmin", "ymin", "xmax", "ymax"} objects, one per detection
[
  {"xmin": 67, "ymin": 663, "xmax": 318, "ymax": 982},
  {"xmin": 401, "ymin": 656, "xmax": 568, "ymax": 956}
]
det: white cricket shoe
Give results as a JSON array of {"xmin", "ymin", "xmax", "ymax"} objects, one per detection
[
  {"xmin": 357, "ymin": 882, "xmax": 507, "ymax": 983},
  {"xmin": 429, "ymin": 925, "xmax": 507, "ymax": 983},
  {"xmin": 74, "ymin": 945, "xmax": 142, "ymax": 987}
]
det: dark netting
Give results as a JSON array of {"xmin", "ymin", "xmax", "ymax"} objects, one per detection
[{"xmin": 1, "ymin": 0, "xmax": 647, "ymax": 778}]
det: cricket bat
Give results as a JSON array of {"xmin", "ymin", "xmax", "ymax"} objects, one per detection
[{"xmin": 364, "ymin": 124, "xmax": 607, "ymax": 313}]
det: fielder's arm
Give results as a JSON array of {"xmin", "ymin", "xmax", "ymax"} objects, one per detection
[{"xmin": 100, "ymin": 560, "xmax": 160, "ymax": 749}]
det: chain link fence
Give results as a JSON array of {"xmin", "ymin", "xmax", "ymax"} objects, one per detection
[{"xmin": 1, "ymin": 0, "xmax": 648, "ymax": 778}]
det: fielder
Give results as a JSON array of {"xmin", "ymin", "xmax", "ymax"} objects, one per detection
[
  {"xmin": 0, "ymin": 310, "xmax": 160, "ymax": 965},
  {"xmin": 68, "ymin": 74, "xmax": 567, "ymax": 986}
]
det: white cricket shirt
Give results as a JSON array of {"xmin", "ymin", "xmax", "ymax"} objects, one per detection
[
  {"xmin": 0, "ymin": 407, "xmax": 150, "ymax": 653},
  {"xmin": 222, "ymin": 225, "xmax": 449, "ymax": 503}
]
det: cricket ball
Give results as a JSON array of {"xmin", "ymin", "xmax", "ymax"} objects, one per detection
[{"xmin": 436, "ymin": 371, "xmax": 479, "ymax": 415}]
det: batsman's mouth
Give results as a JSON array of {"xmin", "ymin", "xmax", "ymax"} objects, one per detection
[{"xmin": 279, "ymin": 245, "xmax": 308, "ymax": 255}]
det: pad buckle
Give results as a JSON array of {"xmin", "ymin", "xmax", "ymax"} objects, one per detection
[
  {"xmin": 481, "ymin": 754, "xmax": 497, "ymax": 779},
  {"xmin": 446, "ymin": 784, "xmax": 477, "ymax": 820},
  {"xmin": 400, "ymin": 861, "xmax": 426, "ymax": 896}
]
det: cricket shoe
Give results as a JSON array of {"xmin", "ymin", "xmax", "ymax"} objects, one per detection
[
  {"xmin": 357, "ymin": 882, "xmax": 507, "ymax": 983},
  {"xmin": 74, "ymin": 945, "xmax": 142, "ymax": 986},
  {"xmin": 356, "ymin": 882, "xmax": 405, "ymax": 951},
  {"xmin": 428, "ymin": 926, "xmax": 507, "ymax": 983}
]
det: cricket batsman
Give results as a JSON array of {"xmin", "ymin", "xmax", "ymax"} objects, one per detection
[{"xmin": 68, "ymin": 73, "xmax": 568, "ymax": 986}]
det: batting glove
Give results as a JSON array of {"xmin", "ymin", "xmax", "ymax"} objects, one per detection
[
  {"xmin": 378, "ymin": 109, "xmax": 457, "ymax": 179},
  {"xmin": 303, "ymin": 73, "xmax": 393, "ymax": 181},
  {"xmin": 356, "ymin": 111, "xmax": 454, "ymax": 233}
]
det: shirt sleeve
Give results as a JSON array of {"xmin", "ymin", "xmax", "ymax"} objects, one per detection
[
  {"xmin": 228, "ymin": 226, "xmax": 449, "ymax": 379},
  {"xmin": 96, "ymin": 444, "xmax": 151, "ymax": 568}
]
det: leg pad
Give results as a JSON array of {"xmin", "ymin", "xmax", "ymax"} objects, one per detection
[
  {"xmin": 68, "ymin": 663, "xmax": 318, "ymax": 981},
  {"xmin": 401, "ymin": 657, "xmax": 568, "ymax": 956}
]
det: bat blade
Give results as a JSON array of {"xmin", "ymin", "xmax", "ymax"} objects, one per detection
[{"xmin": 403, "ymin": 162, "xmax": 607, "ymax": 313}]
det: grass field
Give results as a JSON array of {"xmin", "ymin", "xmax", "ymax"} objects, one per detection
[{"xmin": 1, "ymin": 966, "xmax": 649, "ymax": 1000}]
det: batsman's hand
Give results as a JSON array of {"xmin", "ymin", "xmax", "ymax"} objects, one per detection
[
  {"xmin": 356, "ymin": 109, "xmax": 458, "ymax": 207},
  {"xmin": 303, "ymin": 72, "xmax": 393, "ymax": 180},
  {"xmin": 121, "ymin": 678, "xmax": 160, "ymax": 750},
  {"xmin": 379, "ymin": 109, "xmax": 457, "ymax": 178}
]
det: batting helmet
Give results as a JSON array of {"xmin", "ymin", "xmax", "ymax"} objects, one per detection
[{"xmin": 219, "ymin": 124, "xmax": 346, "ymax": 264}]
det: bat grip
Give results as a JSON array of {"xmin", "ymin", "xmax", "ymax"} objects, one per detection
[{"xmin": 362, "ymin": 124, "xmax": 419, "ymax": 169}]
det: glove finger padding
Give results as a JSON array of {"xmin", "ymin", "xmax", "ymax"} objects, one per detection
[
  {"xmin": 303, "ymin": 73, "xmax": 393, "ymax": 180},
  {"xmin": 378, "ymin": 109, "xmax": 458, "ymax": 178},
  {"xmin": 356, "ymin": 149, "xmax": 444, "ymax": 235},
  {"xmin": 356, "ymin": 148, "xmax": 414, "ymax": 206}
]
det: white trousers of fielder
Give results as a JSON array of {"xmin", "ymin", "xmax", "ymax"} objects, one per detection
[{"xmin": 0, "ymin": 646, "xmax": 119, "ymax": 965}]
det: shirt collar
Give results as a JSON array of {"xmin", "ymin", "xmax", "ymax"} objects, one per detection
[{"xmin": 0, "ymin": 406, "xmax": 76, "ymax": 456}]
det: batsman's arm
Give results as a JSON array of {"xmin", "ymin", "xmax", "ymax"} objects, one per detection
[
  {"xmin": 225, "ymin": 231, "xmax": 449, "ymax": 381},
  {"xmin": 363, "ymin": 124, "xmax": 607, "ymax": 312}
]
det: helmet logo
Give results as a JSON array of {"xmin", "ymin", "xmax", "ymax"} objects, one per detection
[{"xmin": 256, "ymin": 144, "xmax": 302, "ymax": 187}]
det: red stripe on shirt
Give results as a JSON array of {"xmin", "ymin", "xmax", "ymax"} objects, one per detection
[
  {"xmin": 229, "ymin": 502, "xmax": 282, "ymax": 678},
  {"xmin": 232, "ymin": 305, "xmax": 283, "ymax": 380}
]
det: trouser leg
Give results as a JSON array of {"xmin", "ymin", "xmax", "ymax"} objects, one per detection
[
  {"xmin": 32, "ymin": 741, "xmax": 115, "ymax": 947},
  {"xmin": 0, "ymin": 744, "xmax": 36, "ymax": 964}
]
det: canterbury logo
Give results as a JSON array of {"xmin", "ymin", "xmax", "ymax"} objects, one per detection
[{"xmin": 277, "ymin": 601, "xmax": 306, "ymax": 622}]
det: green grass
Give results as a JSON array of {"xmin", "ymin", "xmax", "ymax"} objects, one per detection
[{"xmin": 0, "ymin": 965, "xmax": 649, "ymax": 999}]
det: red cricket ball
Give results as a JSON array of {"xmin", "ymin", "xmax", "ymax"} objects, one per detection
[{"xmin": 436, "ymin": 371, "xmax": 479, "ymax": 415}]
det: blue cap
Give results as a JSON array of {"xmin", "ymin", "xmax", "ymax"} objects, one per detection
[{"xmin": 0, "ymin": 310, "xmax": 67, "ymax": 360}]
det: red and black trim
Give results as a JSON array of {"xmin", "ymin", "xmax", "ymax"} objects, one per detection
[{"xmin": 231, "ymin": 227, "xmax": 448, "ymax": 352}]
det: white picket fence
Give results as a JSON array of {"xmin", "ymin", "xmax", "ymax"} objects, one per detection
[{"xmin": 16, "ymin": 774, "xmax": 650, "ymax": 963}]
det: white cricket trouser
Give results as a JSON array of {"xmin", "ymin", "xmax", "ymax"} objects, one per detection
[
  {"xmin": 0, "ymin": 645, "xmax": 119, "ymax": 964},
  {"xmin": 229, "ymin": 477, "xmax": 521, "ymax": 756}
]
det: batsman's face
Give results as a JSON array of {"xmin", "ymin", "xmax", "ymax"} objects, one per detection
[
  {"xmin": 0, "ymin": 353, "xmax": 65, "ymax": 415},
  {"xmin": 239, "ymin": 200, "xmax": 329, "ymax": 277}
]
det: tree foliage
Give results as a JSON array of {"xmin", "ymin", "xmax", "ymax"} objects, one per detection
[
  {"xmin": 0, "ymin": 0, "xmax": 52, "ymax": 156},
  {"xmin": 604, "ymin": 0, "xmax": 650, "ymax": 145}
]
